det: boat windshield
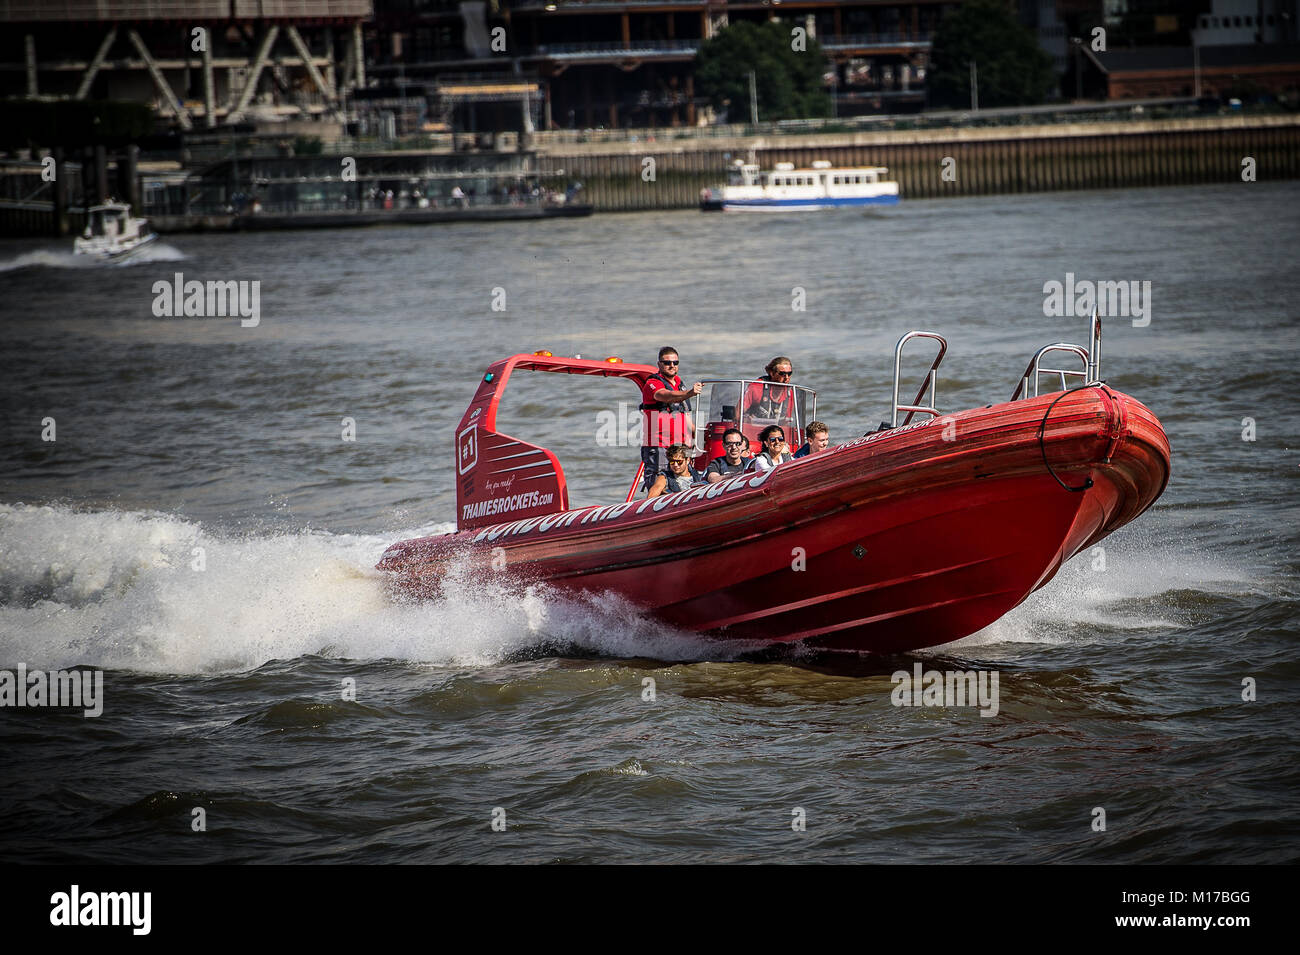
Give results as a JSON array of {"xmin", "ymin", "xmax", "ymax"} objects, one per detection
[
  {"xmin": 694, "ymin": 379, "xmax": 816, "ymax": 455},
  {"xmin": 726, "ymin": 164, "xmax": 760, "ymax": 187},
  {"xmin": 87, "ymin": 208, "xmax": 127, "ymax": 237}
]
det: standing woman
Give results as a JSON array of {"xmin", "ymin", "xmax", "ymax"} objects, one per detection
[{"xmin": 646, "ymin": 444, "xmax": 703, "ymax": 498}]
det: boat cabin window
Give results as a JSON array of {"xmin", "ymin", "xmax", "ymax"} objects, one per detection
[
  {"xmin": 87, "ymin": 207, "xmax": 127, "ymax": 236},
  {"xmin": 694, "ymin": 379, "xmax": 816, "ymax": 459}
]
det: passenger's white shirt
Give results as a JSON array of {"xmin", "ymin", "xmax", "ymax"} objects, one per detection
[{"xmin": 748, "ymin": 451, "xmax": 792, "ymax": 473}]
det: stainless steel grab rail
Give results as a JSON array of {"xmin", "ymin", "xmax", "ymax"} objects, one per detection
[
  {"xmin": 892, "ymin": 331, "xmax": 948, "ymax": 428},
  {"xmin": 1011, "ymin": 307, "xmax": 1102, "ymax": 401},
  {"xmin": 1011, "ymin": 343, "xmax": 1092, "ymax": 400}
]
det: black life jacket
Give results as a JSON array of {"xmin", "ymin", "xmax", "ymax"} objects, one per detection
[
  {"xmin": 751, "ymin": 381, "xmax": 792, "ymax": 419},
  {"xmin": 639, "ymin": 375, "xmax": 692, "ymax": 414}
]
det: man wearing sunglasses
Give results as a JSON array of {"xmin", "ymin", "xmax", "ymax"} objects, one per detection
[
  {"xmin": 640, "ymin": 346, "xmax": 704, "ymax": 492},
  {"xmin": 742, "ymin": 356, "xmax": 796, "ymax": 421},
  {"xmin": 705, "ymin": 427, "xmax": 752, "ymax": 483},
  {"xmin": 646, "ymin": 444, "xmax": 703, "ymax": 498},
  {"xmin": 746, "ymin": 425, "xmax": 793, "ymax": 473}
]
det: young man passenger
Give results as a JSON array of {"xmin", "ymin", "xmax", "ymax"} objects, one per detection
[
  {"xmin": 640, "ymin": 346, "xmax": 703, "ymax": 492},
  {"xmin": 793, "ymin": 421, "xmax": 830, "ymax": 459},
  {"xmin": 646, "ymin": 444, "xmax": 703, "ymax": 498},
  {"xmin": 706, "ymin": 428, "xmax": 751, "ymax": 483}
]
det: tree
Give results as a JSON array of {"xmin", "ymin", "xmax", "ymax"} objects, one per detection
[
  {"xmin": 927, "ymin": 0, "xmax": 1056, "ymax": 110},
  {"xmin": 695, "ymin": 20, "xmax": 832, "ymax": 123}
]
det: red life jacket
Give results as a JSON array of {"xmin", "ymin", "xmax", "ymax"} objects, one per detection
[{"xmin": 641, "ymin": 374, "xmax": 692, "ymax": 447}]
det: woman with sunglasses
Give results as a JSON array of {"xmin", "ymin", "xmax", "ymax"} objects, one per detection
[
  {"xmin": 746, "ymin": 425, "xmax": 794, "ymax": 474},
  {"xmin": 646, "ymin": 444, "xmax": 703, "ymax": 498}
]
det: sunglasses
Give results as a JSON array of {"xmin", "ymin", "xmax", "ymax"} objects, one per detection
[
  {"xmin": 660, "ymin": 359, "xmax": 679, "ymax": 366},
  {"xmin": 766, "ymin": 436, "xmax": 785, "ymax": 443},
  {"xmin": 668, "ymin": 459, "xmax": 687, "ymax": 465},
  {"xmin": 723, "ymin": 441, "xmax": 745, "ymax": 448},
  {"xmin": 773, "ymin": 370, "xmax": 792, "ymax": 377}
]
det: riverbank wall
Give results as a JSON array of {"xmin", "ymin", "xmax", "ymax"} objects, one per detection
[{"xmin": 537, "ymin": 113, "xmax": 1300, "ymax": 211}]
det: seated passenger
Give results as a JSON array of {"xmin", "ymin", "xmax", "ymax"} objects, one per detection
[
  {"xmin": 646, "ymin": 444, "xmax": 703, "ymax": 497},
  {"xmin": 793, "ymin": 421, "xmax": 830, "ymax": 458},
  {"xmin": 746, "ymin": 425, "xmax": 793, "ymax": 473},
  {"xmin": 742, "ymin": 357, "xmax": 795, "ymax": 420},
  {"xmin": 706, "ymin": 428, "xmax": 751, "ymax": 483}
]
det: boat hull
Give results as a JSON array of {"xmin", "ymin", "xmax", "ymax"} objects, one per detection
[
  {"xmin": 74, "ymin": 231, "xmax": 158, "ymax": 262},
  {"xmin": 379, "ymin": 386, "xmax": 1170, "ymax": 653},
  {"xmin": 702, "ymin": 195, "xmax": 901, "ymax": 212}
]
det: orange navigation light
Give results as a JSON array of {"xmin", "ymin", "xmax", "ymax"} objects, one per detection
[
  {"xmin": 604, "ymin": 356, "xmax": 623, "ymax": 363},
  {"xmin": 533, "ymin": 350, "xmax": 553, "ymax": 357}
]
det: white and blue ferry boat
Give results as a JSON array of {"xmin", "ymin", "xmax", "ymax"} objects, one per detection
[{"xmin": 700, "ymin": 159, "xmax": 900, "ymax": 212}]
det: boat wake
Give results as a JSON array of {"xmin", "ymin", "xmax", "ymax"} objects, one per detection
[
  {"xmin": 0, "ymin": 243, "xmax": 185, "ymax": 273},
  {"xmin": 952, "ymin": 527, "xmax": 1258, "ymax": 653},
  {"xmin": 0, "ymin": 504, "xmax": 723, "ymax": 674},
  {"xmin": 0, "ymin": 504, "xmax": 1257, "ymax": 674}
]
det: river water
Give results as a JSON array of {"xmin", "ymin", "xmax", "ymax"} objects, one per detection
[{"xmin": 0, "ymin": 182, "xmax": 1297, "ymax": 864}]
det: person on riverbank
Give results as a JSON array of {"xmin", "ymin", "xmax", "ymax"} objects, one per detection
[{"xmin": 641, "ymin": 347, "xmax": 703, "ymax": 492}]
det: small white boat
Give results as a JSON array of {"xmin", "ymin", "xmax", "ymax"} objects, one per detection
[
  {"xmin": 74, "ymin": 202, "xmax": 158, "ymax": 261},
  {"xmin": 701, "ymin": 159, "xmax": 900, "ymax": 212}
]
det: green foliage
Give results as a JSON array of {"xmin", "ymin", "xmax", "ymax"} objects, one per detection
[
  {"xmin": 0, "ymin": 99, "xmax": 155, "ymax": 148},
  {"xmin": 695, "ymin": 20, "xmax": 832, "ymax": 122},
  {"xmin": 927, "ymin": 0, "xmax": 1056, "ymax": 109}
]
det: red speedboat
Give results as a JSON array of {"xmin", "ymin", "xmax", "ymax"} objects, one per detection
[{"xmin": 378, "ymin": 317, "xmax": 1171, "ymax": 653}]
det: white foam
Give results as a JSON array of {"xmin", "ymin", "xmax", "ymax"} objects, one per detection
[
  {"xmin": 0, "ymin": 243, "xmax": 184, "ymax": 273},
  {"xmin": 2, "ymin": 506, "xmax": 1249, "ymax": 671},
  {"xmin": 948, "ymin": 533, "xmax": 1253, "ymax": 651},
  {"xmin": 0, "ymin": 504, "xmax": 721, "ymax": 674}
]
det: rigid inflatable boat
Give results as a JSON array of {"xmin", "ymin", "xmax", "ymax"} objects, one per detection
[{"xmin": 378, "ymin": 316, "xmax": 1170, "ymax": 653}]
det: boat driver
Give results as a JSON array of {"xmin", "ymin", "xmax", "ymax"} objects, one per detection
[
  {"xmin": 743, "ymin": 357, "xmax": 796, "ymax": 421},
  {"xmin": 641, "ymin": 347, "xmax": 703, "ymax": 492}
]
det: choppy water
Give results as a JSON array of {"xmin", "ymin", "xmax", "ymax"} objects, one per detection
[{"xmin": 1, "ymin": 183, "xmax": 1297, "ymax": 864}]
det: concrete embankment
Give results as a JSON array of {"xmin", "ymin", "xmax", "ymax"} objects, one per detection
[{"xmin": 535, "ymin": 113, "xmax": 1300, "ymax": 211}]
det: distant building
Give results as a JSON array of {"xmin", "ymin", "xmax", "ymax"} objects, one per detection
[
  {"xmin": 0, "ymin": 1, "xmax": 373, "ymax": 134},
  {"xmin": 367, "ymin": 1, "xmax": 952, "ymax": 130},
  {"xmin": 1192, "ymin": 0, "xmax": 1299, "ymax": 45},
  {"xmin": 1082, "ymin": 42, "xmax": 1300, "ymax": 99}
]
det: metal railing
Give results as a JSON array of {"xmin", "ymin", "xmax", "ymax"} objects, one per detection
[
  {"xmin": 1011, "ymin": 345, "xmax": 1091, "ymax": 401},
  {"xmin": 529, "ymin": 96, "xmax": 1225, "ymax": 147},
  {"xmin": 1010, "ymin": 309, "xmax": 1102, "ymax": 400},
  {"xmin": 533, "ymin": 39, "xmax": 700, "ymax": 58},
  {"xmin": 891, "ymin": 331, "xmax": 947, "ymax": 428},
  {"xmin": 0, "ymin": 1, "xmax": 372, "ymax": 20},
  {"xmin": 821, "ymin": 32, "xmax": 934, "ymax": 50}
]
